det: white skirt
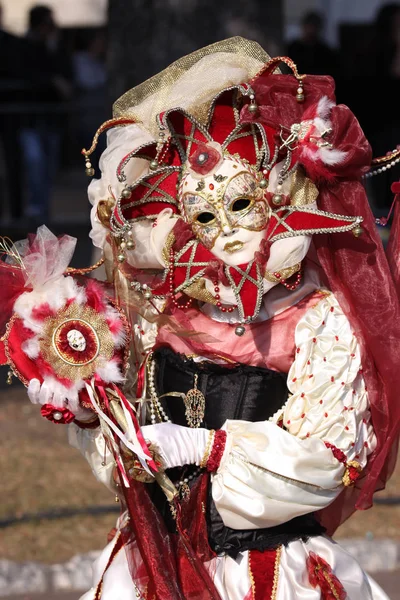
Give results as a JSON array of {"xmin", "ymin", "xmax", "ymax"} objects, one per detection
[{"xmin": 80, "ymin": 532, "xmax": 389, "ymax": 600}]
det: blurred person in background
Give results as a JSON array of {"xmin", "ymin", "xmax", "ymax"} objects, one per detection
[
  {"xmin": 373, "ymin": 3, "xmax": 400, "ymax": 77},
  {"xmin": 0, "ymin": 3, "xmax": 27, "ymax": 222},
  {"xmin": 19, "ymin": 4, "xmax": 73, "ymax": 223},
  {"xmin": 73, "ymin": 29, "xmax": 108, "ymax": 161},
  {"xmin": 363, "ymin": 3, "xmax": 400, "ymax": 209},
  {"xmin": 287, "ymin": 11, "xmax": 339, "ymax": 78}
]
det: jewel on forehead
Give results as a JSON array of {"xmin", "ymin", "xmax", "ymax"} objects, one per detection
[
  {"xmin": 198, "ymin": 153, "xmax": 208, "ymax": 164},
  {"xmin": 188, "ymin": 142, "xmax": 222, "ymax": 175}
]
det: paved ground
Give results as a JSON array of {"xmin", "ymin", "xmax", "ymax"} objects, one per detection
[
  {"xmin": 1, "ymin": 571, "xmax": 399, "ymax": 599},
  {"xmin": 374, "ymin": 571, "xmax": 400, "ymax": 599}
]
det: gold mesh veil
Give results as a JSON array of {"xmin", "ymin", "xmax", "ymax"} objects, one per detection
[{"xmin": 113, "ymin": 37, "xmax": 271, "ymax": 135}]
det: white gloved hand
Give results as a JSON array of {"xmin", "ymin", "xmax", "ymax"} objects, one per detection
[
  {"xmin": 140, "ymin": 422, "xmax": 209, "ymax": 469},
  {"xmin": 27, "ymin": 378, "xmax": 56, "ymax": 405},
  {"xmin": 27, "ymin": 378, "xmax": 92, "ymax": 422}
]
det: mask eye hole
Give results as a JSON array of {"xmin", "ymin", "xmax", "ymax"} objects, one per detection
[
  {"xmin": 231, "ymin": 198, "xmax": 252, "ymax": 212},
  {"xmin": 196, "ymin": 212, "xmax": 216, "ymax": 225}
]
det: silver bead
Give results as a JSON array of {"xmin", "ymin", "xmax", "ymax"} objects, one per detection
[
  {"xmin": 248, "ymin": 103, "xmax": 258, "ymax": 114},
  {"xmin": 352, "ymin": 225, "xmax": 363, "ymax": 238},
  {"xmin": 126, "ymin": 240, "xmax": 135, "ymax": 250},
  {"xmin": 85, "ymin": 167, "xmax": 95, "ymax": 177},
  {"xmin": 117, "ymin": 253, "xmax": 125, "ymax": 263},
  {"xmin": 122, "ymin": 188, "xmax": 132, "ymax": 199},
  {"xmin": 235, "ymin": 325, "xmax": 246, "ymax": 336},
  {"xmin": 149, "ymin": 159, "xmax": 159, "ymax": 170},
  {"xmin": 53, "ymin": 411, "xmax": 63, "ymax": 421},
  {"xmin": 259, "ymin": 178, "xmax": 268, "ymax": 189},
  {"xmin": 272, "ymin": 193, "xmax": 283, "ymax": 206}
]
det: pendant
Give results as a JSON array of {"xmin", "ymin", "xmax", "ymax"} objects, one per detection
[
  {"xmin": 235, "ymin": 325, "xmax": 246, "ymax": 336},
  {"xmin": 184, "ymin": 373, "xmax": 206, "ymax": 428}
]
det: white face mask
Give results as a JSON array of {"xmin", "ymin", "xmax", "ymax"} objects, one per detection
[{"xmin": 181, "ymin": 155, "xmax": 270, "ymax": 266}]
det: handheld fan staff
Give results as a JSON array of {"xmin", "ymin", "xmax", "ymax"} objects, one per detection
[{"xmin": 0, "ymin": 227, "xmax": 173, "ymax": 493}]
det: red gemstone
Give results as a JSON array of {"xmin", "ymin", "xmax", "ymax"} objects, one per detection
[{"xmin": 209, "ymin": 183, "xmax": 214, "ymax": 190}]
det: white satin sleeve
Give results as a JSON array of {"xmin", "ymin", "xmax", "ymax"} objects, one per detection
[
  {"xmin": 211, "ymin": 292, "xmax": 377, "ymax": 530},
  {"xmin": 68, "ymin": 423, "xmax": 117, "ymax": 495}
]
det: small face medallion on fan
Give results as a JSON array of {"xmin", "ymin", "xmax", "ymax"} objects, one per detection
[{"xmin": 67, "ymin": 329, "xmax": 87, "ymax": 352}]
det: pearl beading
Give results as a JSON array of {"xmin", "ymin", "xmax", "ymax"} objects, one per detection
[
  {"xmin": 148, "ymin": 359, "xmax": 171, "ymax": 424},
  {"xmin": 147, "ymin": 356, "xmax": 202, "ymax": 494},
  {"xmin": 364, "ymin": 147, "xmax": 400, "ymax": 178}
]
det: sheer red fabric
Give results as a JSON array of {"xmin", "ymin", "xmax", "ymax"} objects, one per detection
[
  {"xmin": 251, "ymin": 71, "xmax": 400, "ymax": 530},
  {"xmin": 119, "ymin": 472, "xmax": 221, "ymax": 600}
]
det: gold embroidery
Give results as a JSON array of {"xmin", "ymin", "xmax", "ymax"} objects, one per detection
[
  {"xmin": 265, "ymin": 263, "xmax": 301, "ymax": 283},
  {"xmin": 342, "ymin": 460, "xmax": 363, "ymax": 487},
  {"xmin": 289, "ymin": 168, "xmax": 319, "ymax": 207},
  {"xmin": 271, "ymin": 546, "xmax": 282, "ymax": 600},
  {"xmin": 161, "ymin": 231, "xmax": 176, "ymax": 266},
  {"xmin": 184, "ymin": 278, "xmax": 218, "ymax": 305}
]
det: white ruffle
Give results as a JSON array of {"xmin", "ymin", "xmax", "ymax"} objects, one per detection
[
  {"xmin": 88, "ymin": 124, "xmax": 153, "ymax": 249},
  {"xmin": 211, "ymin": 292, "xmax": 376, "ymax": 530}
]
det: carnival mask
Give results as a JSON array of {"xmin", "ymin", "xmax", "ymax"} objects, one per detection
[{"xmin": 181, "ymin": 151, "xmax": 270, "ymax": 266}]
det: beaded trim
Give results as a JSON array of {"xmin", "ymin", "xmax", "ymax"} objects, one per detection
[
  {"xmin": 200, "ymin": 429, "xmax": 216, "ymax": 468},
  {"xmin": 364, "ymin": 146, "xmax": 400, "ymax": 178},
  {"xmin": 206, "ymin": 429, "xmax": 227, "ymax": 472}
]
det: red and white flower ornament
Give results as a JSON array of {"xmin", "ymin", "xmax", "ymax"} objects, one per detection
[{"xmin": 0, "ymin": 226, "xmax": 130, "ymax": 425}]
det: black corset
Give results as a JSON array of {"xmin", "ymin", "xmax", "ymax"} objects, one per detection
[
  {"xmin": 154, "ymin": 346, "xmax": 288, "ymax": 429},
  {"xmin": 150, "ymin": 347, "xmax": 325, "ymax": 557}
]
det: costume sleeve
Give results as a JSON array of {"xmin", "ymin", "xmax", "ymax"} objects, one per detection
[
  {"xmin": 68, "ymin": 423, "xmax": 117, "ymax": 495},
  {"xmin": 211, "ymin": 292, "xmax": 376, "ymax": 530}
]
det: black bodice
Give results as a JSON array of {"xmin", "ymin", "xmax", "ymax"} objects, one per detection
[
  {"xmin": 154, "ymin": 346, "xmax": 288, "ymax": 429},
  {"xmin": 149, "ymin": 347, "xmax": 325, "ymax": 557}
]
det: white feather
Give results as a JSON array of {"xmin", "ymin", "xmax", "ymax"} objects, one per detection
[
  {"xmin": 318, "ymin": 146, "xmax": 347, "ymax": 165},
  {"xmin": 314, "ymin": 116, "xmax": 332, "ymax": 135},
  {"xmin": 14, "ymin": 276, "xmax": 81, "ymax": 324},
  {"xmin": 96, "ymin": 358, "xmax": 124, "ymax": 383},
  {"xmin": 22, "ymin": 338, "xmax": 40, "ymax": 359},
  {"xmin": 105, "ymin": 306, "xmax": 127, "ymax": 348},
  {"xmin": 316, "ymin": 96, "xmax": 335, "ymax": 121},
  {"xmin": 301, "ymin": 146, "xmax": 318, "ymax": 161}
]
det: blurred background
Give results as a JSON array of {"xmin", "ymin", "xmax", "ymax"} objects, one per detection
[{"xmin": 0, "ymin": 1, "xmax": 399, "ymax": 598}]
